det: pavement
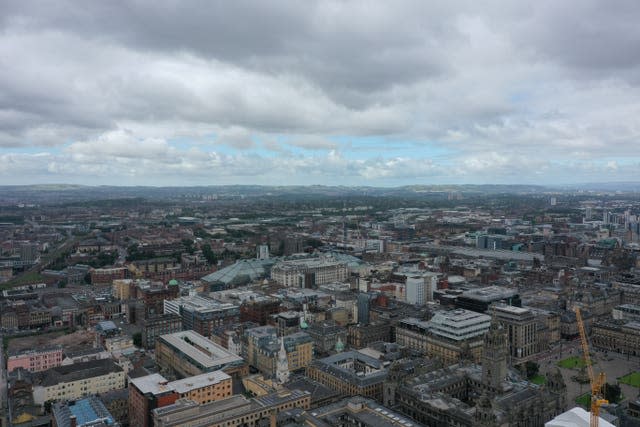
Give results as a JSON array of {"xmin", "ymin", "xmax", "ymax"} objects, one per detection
[{"xmin": 539, "ymin": 343, "xmax": 640, "ymax": 407}]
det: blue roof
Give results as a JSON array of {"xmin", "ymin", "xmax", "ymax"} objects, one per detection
[{"xmin": 52, "ymin": 396, "xmax": 115, "ymax": 427}]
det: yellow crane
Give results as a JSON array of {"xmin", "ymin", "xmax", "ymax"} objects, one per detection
[{"xmin": 575, "ymin": 307, "xmax": 608, "ymax": 427}]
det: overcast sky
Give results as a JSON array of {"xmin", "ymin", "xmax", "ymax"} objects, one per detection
[{"xmin": 1, "ymin": 1, "xmax": 639, "ymax": 186}]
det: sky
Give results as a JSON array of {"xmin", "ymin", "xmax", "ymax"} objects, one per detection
[{"xmin": 1, "ymin": 0, "xmax": 640, "ymax": 187}]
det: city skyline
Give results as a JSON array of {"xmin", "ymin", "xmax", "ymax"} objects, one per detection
[{"xmin": 2, "ymin": 1, "xmax": 640, "ymax": 186}]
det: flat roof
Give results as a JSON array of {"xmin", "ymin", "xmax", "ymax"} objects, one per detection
[
  {"xmin": 159, "ymin": 331, "xmax": 244, "ymax": 369},
  {"xmin": 171, "ymin": 371, "xmax": 231, "ymax": 394},
  {"xmin": 130, "ymin": 373, "xmax": 174, "ymax": 395}
]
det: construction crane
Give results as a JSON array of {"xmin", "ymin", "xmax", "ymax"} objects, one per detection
[{"xmin": 575, "ymin": 307, "xmax": 608, "ymax": 427}]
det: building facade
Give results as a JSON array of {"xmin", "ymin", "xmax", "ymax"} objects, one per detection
[{"xmin": 7, "ymin": 346, "xmax": 63, "ymax": 373}]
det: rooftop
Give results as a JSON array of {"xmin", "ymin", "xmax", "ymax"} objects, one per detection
[{"xmin": 158, "ymin": 330, "xmax": 244, "ymax": 369}]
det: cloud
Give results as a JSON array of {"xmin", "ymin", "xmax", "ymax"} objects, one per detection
[{"xmin": 1, "ymin": 1, "xmax": 640, "ymax": 185}]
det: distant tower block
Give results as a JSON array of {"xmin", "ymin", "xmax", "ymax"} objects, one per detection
[{"xmin": 257, "ymin": 244, "xmax": 270, "ymax": 260}]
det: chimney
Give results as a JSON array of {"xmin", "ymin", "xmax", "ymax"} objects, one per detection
[{"xmin": 70, "ymin": 415, "xmax": 77, "ymax": 427}]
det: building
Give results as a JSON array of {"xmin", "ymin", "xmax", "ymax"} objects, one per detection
[
  {"xmin": 306, "ymin": 321, "xmax": 347, "ymax": 355},
  {"xmin": 395, "ymin": 317, "xmax": 430, "ymax": 354},
  {"xmin": 129, "ymin": 371, "xmax": 233, "ymax": 427},
  {"xmin": 156, "ymin": 330, "xmax": 248, "ymax": 379},
  {"xmin": 455, "ymin": 286, "xmax": 521, "ymax": 313},
  {"xmin": 140, "ymin": 313, "xmax": 183, "ymax": 349},
  {"xmin": 129, "ymin": 373, "xmax": 179, "ymax": 427},
  {"xmin": 278, "ymin": 396, "xmax": 416, "ymax": 427},
  {"xmin": 240, "ymin": 297, "xmax": 281, "ymax": 325},
  {"xmin": 245, "ymin": 327, "xmax": 313, "ymax": 378},
  {"xmin": 347, "ymin": 321, "xmax": 391, "ymax": 349},
  {"xmin": 7, "ymin": 346, "xmax": 63, "ymax": 373},
  {"xmin": 32, "ymin": 359, "xmax": 126, "ymax": 405},
  {"xmin": 99, "ymin": 388, "xmax": 129, "ymax": 427},
  {"xmin": 491, "ymin": 303, "xmax": 539, "ymax": 363},
  {"xmin": 405, "ymin": 273, "xmax": 438, "ymax": 305},
  {"xmin": 387, "ymin": 317, "xmax": 567, "ymax": 427},
  {"xmin": 152, "ymin": 389, "xmax": 311, "ymax": 427},
  {"xmin": 136, "ymin": 282, "xmax": 180, "ymax": 319},
  {"xmin": 164, "ymin": 295, "xmax": 240, "ymax": 337},
  {"xmin": 52, "ymin": 396, "xmax": 117, "ymax": 427},
  {"xmin": 306, "ymin": 351, "xmax": 389, "ymax": 402},
  {"xmin": 426, "ymin": 309, "xmax": 491, "ymax": 365},
  {"xmin": 271, "ymin": 256, "xmax": 348, "ymax": 287},
  {"xmin": 592, "ymin": 320, "xmax": 640, "ymax": 355},
  {"xmin": 357, "ymin": 292, "xmax": 376, "ymax": 324},
  {"xmin": 112, "ymin": 279, "xmax": 134, "ymax": 300}
]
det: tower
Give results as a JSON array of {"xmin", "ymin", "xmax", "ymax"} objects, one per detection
[
  {"xmin": 275, "ymin": 337, "xmax": 289, "ymax": 384},
  {"xmin": 482, "ymin": 315, "xmax": 508, "ymax": 391}
]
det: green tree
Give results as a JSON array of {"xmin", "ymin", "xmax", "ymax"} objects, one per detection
[
  {"xmin": 132, "ymin": 332, "xmax": 142, "ymax": 347},
  {"xmin": 202, "ymin": 244, "xmax": 217, "ymax": 264},
  {"xmin": 525, "ymin": 361, "xmax": 539, "ymax": 379},
  {"xmin": 604, "ymin": 382, "xmax": 622, "ymax": 403}
]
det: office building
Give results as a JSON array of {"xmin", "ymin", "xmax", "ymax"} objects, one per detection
[
  {"xmin": 455, "ymin": 286, "xmax": 521, "ymax": 313},
  {"xmin": 426, "ymin": 309, "xmax": 491, "ymax": 365},
  {"xmin": 129, "ymin": 371, "xmax": 233, "ymax": 427},
  {"xmin": 490, "ymin": 303, "xmax": 538, "ymax": 363},
  {"xmin": 271, "ymin": 257, "xmax": 348, "ymax": 287},
  {"xmin": 306, "ymin": 351, "xmax": 389, "ymax": 402},
  {"xmin": 140, "ymin": 313, "xmax": 183, "ymax": 349},
  {"xmin": 152, "ymin": 390, "xmax": 311, "ymax": 427},
  {"xmin": 32, "ymin": 359, "xmax": 125, "ymax": 405},
  {"xmin": 156, "ymin": 330, "xmax": 248, "ymax": 379},
  {"xmin": 164, "ymin": 295, "xmax": 240, "ymax": 337}
]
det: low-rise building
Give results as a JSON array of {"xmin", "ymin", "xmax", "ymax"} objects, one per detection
[
  {"xmin": 592, "ymin": 320, "xmax": 640, "ymax": 355},
  {"xmin": 32, "ymin": 359, "xmax": 126, "ymax": 405},
  {"xmin": 347, "ymin": 321, "xmax": 391, "ymax": 349},
  {"xmin": 156, "ymin": 330, "xmax": 248, "ymax": 379},
  {"xmin": 306, "ymin": 351, "xmax": 389, "ymax": 402},
  {"xmin": 7, "ymin": 346, "xmax": 63, "ymax": 373},
  {"xmin": 52, "ymin": 396, "xmax": 117, "ymax": 427},
  {"xmin": 129, "ymin": 371, "xmax": 233, "ymax": 427},
  {"xmin": 152, "ymin": 389, "xmax": 311, "ymax": 427}
]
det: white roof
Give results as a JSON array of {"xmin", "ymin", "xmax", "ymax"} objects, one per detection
[
  {"xmin": 171, "ymin": 370, "xmax": 231, "ymax": 394},
  {"xmin": 545, "ymin": 407, "xmax": 615, "ymax": 427}
]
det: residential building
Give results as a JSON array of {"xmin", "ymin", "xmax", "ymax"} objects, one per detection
[{"xmin": 7, "ymin": 346, "xmax": 63, "ymax": 373}]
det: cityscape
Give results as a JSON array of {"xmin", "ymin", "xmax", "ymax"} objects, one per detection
[
  {"xmin": 0, "ymin": 185, "xmax": 640, "ymax": 427},
  {"xmin": 2, "ymin": 2, "xmax": 640, "ymax": 427}
]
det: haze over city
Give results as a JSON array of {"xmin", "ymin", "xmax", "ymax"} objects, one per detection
[{"xmin": 2, "ymin": 1, "xmax": 640, "ymax": 186}]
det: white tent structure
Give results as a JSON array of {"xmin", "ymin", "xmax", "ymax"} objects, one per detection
[{"xmin": 545, "ymin": 407, "xmax": 615, "ymax": 427}]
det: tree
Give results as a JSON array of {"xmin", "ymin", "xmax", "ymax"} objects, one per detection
[
  {"xmin": 604, "ymin": 382, "xmax": 622, "ymax": 403},
  {"xmin": 202, "ymin": 244, "xmax": 217, "ymax": 265},
  {"xmin": 132, "ymin": 332, "xmax": 142, "ymax": 347},
  {"xmin": 525, "ymin": 361, "xmax": 539, "ymax": 379}
]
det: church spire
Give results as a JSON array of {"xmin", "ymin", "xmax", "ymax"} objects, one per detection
[{"xmin": 276, "ymin": 337, "xmax": 290, "ymax": 384}]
